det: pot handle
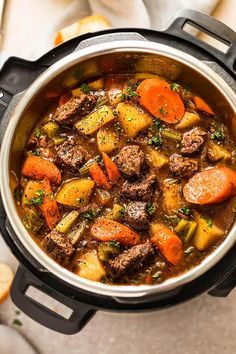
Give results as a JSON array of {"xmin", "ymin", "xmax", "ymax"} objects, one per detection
[
  {"xmin": 10, "ymin": 266, "xmax": 96, "ymax": 334},
  {"xmin": 208, "ymin": 269, "xmax": 236, "ymax": 297},
  {"xmin": 165, "ymin": 9, "xmax": 236, "ymax": 74}
]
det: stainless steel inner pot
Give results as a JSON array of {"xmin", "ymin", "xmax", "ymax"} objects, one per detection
[{"xmin": 1, "ymin": 40, "xmax": 236, "ymax": 298}]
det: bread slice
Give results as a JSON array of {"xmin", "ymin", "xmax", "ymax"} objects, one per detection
[
  {"xmin": 54, "ymin": 14, "xmax": 110, "ymax": 46},
  {"xmin": 0, "ymin": 263, "xmax": 14, "ymax": 304}
]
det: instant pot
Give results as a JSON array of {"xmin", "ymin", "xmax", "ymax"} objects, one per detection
[{"xmin": 0, "ymin": 10, "xmax": 235, "ymax": 334}]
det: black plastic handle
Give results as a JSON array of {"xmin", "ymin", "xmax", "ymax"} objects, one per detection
[
  {"xmin": 208, "ymin": 269, "xmax": 236, "ymax": 297},
  {"xmin": 11, "ymin": 266, "xmax": 96, "ymax": 334},
  {"xmin": 165, "ymin": 9, "xmax": 236, "ymax": 74}
]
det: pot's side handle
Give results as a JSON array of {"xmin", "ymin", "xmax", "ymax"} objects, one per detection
[
  {"xmin": 208, "ymin": 269, "xmax": 236, "ymax": 297},
  {"xmin": 165, "ymin": 9, "xmax": 236, "ymax": 74},
  {"xmin": 75, "ymin": 32, "xmax": 147, "ymax": 51},
  {"xmin": 11, "ymin": 266, "xmax": 96, "ymax": 334}
]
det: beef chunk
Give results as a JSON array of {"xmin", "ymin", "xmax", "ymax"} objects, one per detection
[
  {"xmin": 42, "ymin": 230, "xmax": 74, "ymax": 264},
  {"xmin": 115, "ymin": 145, "xmax": 145, "ymax": 178},
  {"xmin": 109, "ymin": 242, "xmax": 155, "ymax": 277},
  {"xmin": 56, "ymin": 140, "xmax": 88, "ymax": 172},
  {"xmin": 53, "ymin": 95, "xmax": 97, "ymax": 125},
  {"xmin": 121, "ymin": 175, "xmax": 156, "ymax": 201},
  {"xmin": 126, "ymin": 202, "xmax": 149, "ymax": 230},
  {"xmin": 169, "ymin": 154, "xmax": 198, "ymax": 178},
  {"xmin": 181, "ymin": 127, "xmax": 207, "ymax": 154}
]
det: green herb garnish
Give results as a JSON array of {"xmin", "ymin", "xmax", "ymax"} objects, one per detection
[
  {"xmin": 200, "ymin": 215, "xmax": 213, "ymax": 228},
  {"xmin": 119, "ymin": 207, "xmax": 125, "ymax": 217},
  {"xmin": 79, "ymin": 83, "xmax": 90, "ymax": 94},
  {"xmin": 34, "ymin": 128, "xmax": 42, "ymax": 139},
  {"xmin": 211, "ymin": 127, "xmax": 225, "ymax": 141},
  {"xmin": 178, "ymin": 206, "xmax": 191, "ymax": 216},
  {"xmin": 148, "ymin": 135, "xmax": 163, "ymax": 147},
  {"xmin": 82, "ymin": 209, "xmax": 100, "ymax": 221},
  {"xmin": 31, "ymin": 149, "xmax": 41, "ymax": 156},
  {"xmin": 73, "ymin": 70, "xmax": 82, "ymax": 80},
  {"xmin": 170, "ymin": 83, "xmax": 180, "ymax": 91},
  {"xmin": 147, "ymin": 203, "xmax": 155, "ymax": 215},
  {"xmin": 26, "ymin": 189, "xmax": 44, "ymax": 206},
  {"xmin": 107, "ymin": 240, "xmax": 121, "ymax": 249},
  {"xmin": 153, "ymin": 118, "xmax": 164, "ymax": 131},
  {"xmin": 159, "ymin": 106, "xmax": 167, "ymax": 115},
  {"xmin": 12, "ymin": 319, "xmax": 22, "ymax": 326}
]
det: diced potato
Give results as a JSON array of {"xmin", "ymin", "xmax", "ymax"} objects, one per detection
[
  {"xmin": 75, "ymin": 106, "xmax": 115, "ymax": 135},
  {"xmin": 134, "ymin": 72, "xmax": 162, "ymax": 80},
  {"xmin": 177, "ymin": 111, "xmax": 201, "ymax": 130},
  {"xmin": 56, "ymin": 179, "xmax": 94, "ymax": 207},
  {"xmin": 116, "ymin": 103, "xmax": 152, "ymax": 137},
  {"xmin": 146, "ymin": 147, "xmax": 169, "ymax": 169},
  {"xmin": 0, "ymin": 263, "xmax": 14, "ymax": 304},
  {"xmin": 207, "ymin": 141, "xmax": 231, "ymax": 162},
  {"xmin": 97, "ymin": 126, "xmax": 122, "ymax": 153},
  {"xmin": 193, "ymin": 212, "xmax": 224, "ymax": 251},
  {"xmin": 72, "ymin": 87, "xmax": 83, "ymax": 97},
  {"xmin": 89, "ymin": 78, "xmax": 104, "ymax": 90},
  {"xmin": 22, "ymin": 180, "xmax": 43, "ymax": 206},
  {"xmin": 95, "ymin": 189, "xmax": 112, "ymax": 206},
  {"xmin": 42, "ymin": 122, "xmax": 60, "ymax": 138},
  {"xmin": 106, "ymin": 204, "xmax": 124, "ymax": 221},
  {"xmin": 162, "ymin": 179, "xmax": 184, "ymax": 214},
  {"xmin": 55, "ymin": 210, "xmax": 80, "ymax": 234},
  {"xmin": 76, "ymin": 250, "xmax": 106, "ymax": 281},
  {"xmin": 52, "ymin": 136, "xmax": 66, "ymax": 146}
]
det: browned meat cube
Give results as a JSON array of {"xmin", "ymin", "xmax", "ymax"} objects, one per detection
[
  {"xmin": 109, "ymin": 242, "xmax": 155, "ymax": 277},
  {"xmin": 53, "ymin": 95, "xmax": 97, "ymax": 125},
  {"xmin": 56, "ymin": 140, "xmax": 88, "ymax": 172},
  {"xmin": 181, "ymin": 127, "xmax": 207, "ymax": 154},
  {"xmin": 169, "ymin": 154, "xmax": 198, "ymax": 178},
  {"xmin": 125, "ymin": 202, "xmax": 150, "ymax": 230},
  {"xmin": 42, "ymin": 230, "xmax": 74, "ymax": 264},
  {"xmin": 114, "ymin": 145, "xmax": 145, "ymax": 178},
  {"xmin": 121, "ymin": 175, "xmax": 156, "ymax": 201}
]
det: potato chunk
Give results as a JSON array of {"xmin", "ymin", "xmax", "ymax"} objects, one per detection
[
  {"xmin": 75, "ymin": 106, "xmax": 115, "ymax": 135},
  {"xmin": 177, "ymin": 111, "xmax": 201, "ymax": 130},
  {"xmin": 97, "ymin": 126, "xmax": 122, "ymax": 153},
  {"xmin": 76, "ymin": 250, "xmax": 106, "ymax": 281},
  {"xmin": 162, "ymin": 179, "xmax": 184, "ymax": 214},
  {"xmin": 146, "ymin": 147, "xmax": 169, "ymax": 169},
  {"xmin": 56, "ymin": 178, "xmax": 94, "ymax": 207},
  {"xmin": 116, "ymin": 103, "xmax": 152, "ymax": 137}
]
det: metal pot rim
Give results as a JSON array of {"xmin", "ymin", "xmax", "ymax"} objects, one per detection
[{"xmin": 1, "ymin": 40, "xmax": 236, "ymax": 298}]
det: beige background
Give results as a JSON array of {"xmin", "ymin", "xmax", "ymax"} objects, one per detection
[{"xmin": 0, "ymin": 1, "xmax": 236, "ymax": 353}]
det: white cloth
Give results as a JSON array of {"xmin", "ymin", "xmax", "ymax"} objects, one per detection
[
  {"xmin": 0, "ymin": 325, "xmax": 37, "ymax": 354},
  {"xmin": 0, "ymin": 0, "xmax": 219, "ymax": 352}
]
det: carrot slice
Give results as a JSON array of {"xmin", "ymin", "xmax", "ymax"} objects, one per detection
[
  {"xmin": 193, "ymin": 95, "xmax": 214, "ymax": 115},
  {"xmin": 91, "ymin": 218, "xmax": 140, "ymax": 246},
  {"xmin": 151, "ymin": 224, "xmax": 183, "ymax": 266},
  {"xmin": 137, "ymin": 78, "xmax": 185, "ymax": 123},
  {"xmin": 183, "ymin": 167, "xmax": 236, "ymax": 205},
  {"xmin": 22, "ymin": 155, "xmax": 61, "ymax": 185},
  {"xmin": 102, "ymin": 152, "xmax": 121, "ymax": 183},
  {"xmin": 89, "ymin": 162, "xmax": 111, "ymax": 190}
]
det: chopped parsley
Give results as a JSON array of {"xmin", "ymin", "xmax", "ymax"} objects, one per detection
[
  {"xmin": 119, "ymin": 207, "xmax": 125, "ymax": 217},
  {"xmin": 178, "ymin": 206, "xmax": 191, "ymax": 216},
  {"xmin": 211, "ymin": 127, "xmax": 225, "ymax": 141},
  {"xmin": 170, "ymin": 83, "xmax": 180, "ymax": 91},
  {"xmin": 73, "ymin": 70, "xmax": 82, "ymax": 80},
  {"xmin": 127, "ymin": 117, "xmax": 134, "ymax": 122},
  {"xmin": 152, "ymin": 271, "xmax": 162, "ymax": 280},
  {"xmin": 201, "ymin": 215, "xmax": 213, "ymax": 228},
  {"xmin": 148, "ymin": 135, "xmax": 163, "ymax": 147},
  {"xmin": 31, "ymin": 149, "xmax": 41, "ymax": 156},
  {"xmin": 26, "ymin": 189, "xmax": 44, "ymax": 206},
  {"xmin": 153, "ymin": 118, "xmax": 164, "ymax": 130},
  {"xmin": 82, "ymin": 209, "xmax": 100, "ymax": 221},
  {"xmin": 34, "ymin": 128, "xmax": 42, "ymax": 139},
  {"xmin": 79, "ymin": 83, "xmax": 90, "ymax": 94},
  {"xmin": 163, "ymin": 214, "xmax": 180, "ymax": 226},
  {"xmin": 12, "ymin": 319, "xmax": 22, "ymax": 326},
  {"xmin": 147, "ymin": 203, "xmax": 155, "ymax": 215},
  {"xmin": 108, "ymin": 240, "xmax": 121, "ymax": 249},
  {"xmin": 159, "ymin": 106, "xmax": 167, "ymax": 115},
  {"xmin": 125, "ymin": 82, "xmax": 139, "ymax": 100}
]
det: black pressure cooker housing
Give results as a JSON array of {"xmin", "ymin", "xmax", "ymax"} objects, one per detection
[{"xmin": 0, "ymin": 10, "xmax": 235, "ymax": 334}]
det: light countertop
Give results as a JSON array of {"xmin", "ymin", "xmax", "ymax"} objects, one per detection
[{"xmin": 0, "ymin": 1, "xmax": 236, "ymax": 353}]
